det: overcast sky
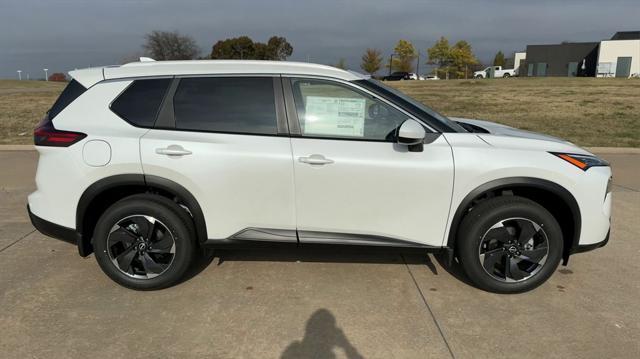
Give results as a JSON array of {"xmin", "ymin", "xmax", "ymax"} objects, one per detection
[{"xmin": 0, "ymin": 0, "xmax": 638, "ymax": 79}]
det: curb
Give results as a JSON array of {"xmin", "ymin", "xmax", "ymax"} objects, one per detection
[{"xmin": 0, "ymin": 144, "xmax": 638, "ymax": 154}]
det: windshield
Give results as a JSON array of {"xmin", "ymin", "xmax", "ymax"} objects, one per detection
[{"xmin": 354, "ymin": 79, "xmax": 466, "ymax": 133}]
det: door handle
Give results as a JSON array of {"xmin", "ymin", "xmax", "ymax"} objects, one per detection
[
  {"xmin": 155, "ymin": 145, "xmax": 192, "ymax": 156},
  {"xmin": 298, "ymin": 154, "xmax": 334, "ymax": 165}
]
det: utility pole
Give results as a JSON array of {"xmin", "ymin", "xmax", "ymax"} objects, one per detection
[
  {"xmin": 44, "ymin": 68, "xmax": 49, "ymax": 81},
  {"xmin": 388, "ymin": 54, "xmax": 394, "ymax": 76},
  {"xmin": 416, "ymin": 52, "xmax": 420, "ymax": 76},
  {"xmin": 17, "ymin": 70, "xmax": 22, "ymax": 80}
]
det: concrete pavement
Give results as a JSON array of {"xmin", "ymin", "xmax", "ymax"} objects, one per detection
[{"xmin": 0, "ymin": 150, "xmax": 638, "ymax": 358}]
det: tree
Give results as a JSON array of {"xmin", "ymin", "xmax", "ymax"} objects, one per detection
[
  {"xmin": 493, "ymin": 51, "xmax": 506, "ymax": 67},
  {"xmin": 449, "ymin": 40, "xmax": 479, "ymax": 79},
  {"xmin": 264, "ymin": 36, "xmax": 293, "ymax": 60},
  {"xmin": 210, "ymin": 36, "xmax": 255, "ymax": 59},
  {"xmin": 391, "ymin": 40, "xmax": 417, "ymax": 72},
  {"xmin": 428, "ymin": 36, "xmax": 478, "ymax": 79},
  {"xmin": 143, "ymin": 30, "xmax": 200, "ymax": 60},
  {"xmin": 427, "ymin": 36, "xmax": 451, "ymax": 79},
  {"xmin": 360, "ymin": 48, "xmax": 383, "ymax": 75},
  {"xmin": 210, "ymin": 36, "xmax": 293, "ymax": 60},
  {"xmin": 48, "ymin": 73, "xmax": 67, "ymax": 82},
  {"xmin": 331, "ymin": 58, "xmax": 348, "ymax": 69}
]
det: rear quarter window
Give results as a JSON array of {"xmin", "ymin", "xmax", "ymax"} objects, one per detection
[
  {"xmin": 111, "ymin": 78, "xmax": 171, "ymax": 128},
  {"xmin": 48, "ymin": 80, "xmax": 87, "ymax": 120}
]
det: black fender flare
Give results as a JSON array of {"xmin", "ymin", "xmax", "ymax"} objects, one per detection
[
  {"xmin": 446, "ymin": 177, "xmax": 581, "ymax": 261},
  {"xmin": 76, "ymin": 174, "xmax": 208, "ymax": 256}
]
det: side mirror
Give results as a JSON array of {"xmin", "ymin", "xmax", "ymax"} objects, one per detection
[
  {"xmin": 397, "ymin": 119, "xmax": 426, "ymax": 152},
  {"xmin": 398, "ymin": 119, "xmax": 426, "ymax": 145}
]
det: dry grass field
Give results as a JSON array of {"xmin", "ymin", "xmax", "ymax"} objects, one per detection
[
  {"xmin": 390, "ymin": 77, "xmax": 639, "ymax": 147},
  {"xmin": 0, "ymin": 77, "xmax": 638, "ymax": 146},
  {"xmin": 0, "ymin": 80, "xmax": 66, "ymax": 145}
]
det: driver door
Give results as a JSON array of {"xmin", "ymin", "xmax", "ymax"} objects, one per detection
[{"xmin": 285, "ymin": 77, "xmax": 454, "ymax": 247}]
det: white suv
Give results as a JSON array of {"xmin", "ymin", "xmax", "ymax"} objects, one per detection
[{"xmin": 28, "ymin": 60, "xmax": 611, "ymax": 293}]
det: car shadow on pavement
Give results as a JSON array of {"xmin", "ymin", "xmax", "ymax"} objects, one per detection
[
  {"xmin": 180, "ymin": 243, "xmax": 475, "ymax": 288},
  {"xmin": 211, "ymin": 243, "xmax": 436, "ymax": 267},
  {"xmin": 281, "ymin": 308, "xmax": 364, "ymax": 359},
  {"xmin": 432, "ymin": 252, "xmax": 476, "ymax": 287}
]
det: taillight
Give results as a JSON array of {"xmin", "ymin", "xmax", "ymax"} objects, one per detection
[{"xmin": 34, "ymin": 120, "xmax": 86, "ymax": 147}]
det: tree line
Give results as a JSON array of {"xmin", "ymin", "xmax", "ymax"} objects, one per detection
[
  {"xmin": 360, "ymin": 37, "xmax": 485, "ymax": 79},
  {"xmin": 139, "ymin": 30, "xmax": 508, "ymax": 80},
  {"xmin": 141, "ymin": 31, "xmax": 292, "ymax": 62}
]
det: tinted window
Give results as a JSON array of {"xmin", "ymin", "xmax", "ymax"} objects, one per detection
[
  {"xmin": 111, "ymin": 78, "xmax": 171, "ymax": 128},
  {"xmin": 291, "ymin": 78, "xmax": 407, "ymax": 141},
  {"xmin": 48, "ymin": 80, "xmax": 86, "ymax": 120},
  {"xmin": 173, "ymin": 77, "xmax": 277, "ymax": 135}
]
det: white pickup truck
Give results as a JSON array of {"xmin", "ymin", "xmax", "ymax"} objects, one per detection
[{"xmin": 474, "ymin": 66, "xmax": 516, "ymax": 78}]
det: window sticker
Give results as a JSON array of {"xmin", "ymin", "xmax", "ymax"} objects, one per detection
[{"xmin": 303, "ymin": 96, "xmax": 366, "ymax": 137}]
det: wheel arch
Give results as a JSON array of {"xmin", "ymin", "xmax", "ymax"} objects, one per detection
[
  {"xmin": 447, "ymin": 177, "xmax": 581, "ymax": 264},
  {"xmin": 76, "ymin": 174, "xmax": 207, "ymax": 257}
]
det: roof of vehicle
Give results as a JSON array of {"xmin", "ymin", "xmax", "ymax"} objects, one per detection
[{"xmin": 69, "ymin": 60, "xmax": 367, "ymax": 88}]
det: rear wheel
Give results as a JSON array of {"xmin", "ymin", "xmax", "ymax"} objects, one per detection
[
  {"xmin": 456, "ymin": 196, "xmax": 562, "ymax": 293},
  {"xmin": 93, "ymin": 194, "xmax": 196, "ymax": 290},
  {"xmin": 503, "ymin": 73, "xmax": 511, "ymax": 78}
]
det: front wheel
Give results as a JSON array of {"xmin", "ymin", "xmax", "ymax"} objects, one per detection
[
  {"xmin": 93, "ymin": 194, "xmax": 196, "ymax": 290},
  {"xmin": 456, "ymin": 196, "xmax": 563, "ymax": 293}
]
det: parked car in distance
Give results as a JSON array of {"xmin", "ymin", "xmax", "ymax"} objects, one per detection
[
  {"xmin": 424, "ymin": 74, "xmax": 439, "ymax": 80},
  {"xmin": 474, "ymin": 66, "xmax": 516, "ymax": 78},
  {"xmin": 28, "ymin": 60, "xmax": 611, "ymax": 293},
  {"xmin": 383, "ymin": 71, "xmax": 419, "ymax": 81}
]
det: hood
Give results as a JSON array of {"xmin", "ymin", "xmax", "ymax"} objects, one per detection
[{"xmin": 451, "ymin": 117, "xmax": 572, "ymax": 145}]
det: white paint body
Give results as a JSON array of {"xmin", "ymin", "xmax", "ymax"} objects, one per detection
[{"xmin": 28, "ymin": 60, "xmax": 611, "ymax": 250}]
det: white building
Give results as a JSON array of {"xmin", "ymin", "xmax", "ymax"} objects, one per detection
[
  {"xmin": 596, "ymin": 32, "xmax": 640, "ymax": 78},
  {"xmin": 513, "ymin": 52, "xmax": 526, "ymax": 76}
]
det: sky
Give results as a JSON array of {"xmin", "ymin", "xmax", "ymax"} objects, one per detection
[{"xmin": 0, "ymin": 0, "xmax": 638, "ymax": 79}]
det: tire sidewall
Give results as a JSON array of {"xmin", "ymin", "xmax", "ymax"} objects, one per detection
[
  {"xmin": 93, "ymin": 198, "xmax": 195, "ymax": 290},
  {"xmin": 458, "ymin": 198, "xmax": 563, "ymax": 293}
]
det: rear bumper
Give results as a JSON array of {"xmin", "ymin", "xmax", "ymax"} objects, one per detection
[{"xmin": 28, "ymin": 205, "xmax": 81, "ymax": 248}]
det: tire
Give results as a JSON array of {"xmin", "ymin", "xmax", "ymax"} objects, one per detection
[
  {"xmin": 503, "ymin": 73, "xmax": 511, "ymax": 78},
  {"xmin": 93, "ymin": 194, "xmax": 196, "ymax": 290},
  {"xmin": 475, "ymin": 75, "xmax": 483, "ymax": 79},
  {"xmin": 456, "ymin": 196, "xmax": 563, "ymax": 293}
]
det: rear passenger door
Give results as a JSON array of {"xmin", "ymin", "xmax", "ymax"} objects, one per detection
[{"xmin": 138, "ymin": 76, "xmax": 297, "ymax": 242}]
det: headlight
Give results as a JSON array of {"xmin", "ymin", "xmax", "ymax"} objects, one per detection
[{"xmin": 550, "ymin": 152, "xmax": 610, "ymax": 171}]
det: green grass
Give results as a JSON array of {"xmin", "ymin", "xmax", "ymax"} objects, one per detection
[{"xmin": 0, "ymin": 77, "xmax": 638, "ymax": 147}]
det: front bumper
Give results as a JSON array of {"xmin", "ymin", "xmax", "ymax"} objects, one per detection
[
  {"xmin": 28, "ymin": 205, "xmax": 81, "ymax": 248},
  {"xmin": 573, "ymin": 229, "xmax": 610, "ymax": 254}
]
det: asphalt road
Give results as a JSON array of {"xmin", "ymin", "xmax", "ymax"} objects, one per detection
[{"xmin": 1, "ymin": 150, "xmax": 638, "ymax": 358}]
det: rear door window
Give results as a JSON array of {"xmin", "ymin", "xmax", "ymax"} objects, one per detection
[
  {"xmin": 48, "ymin": 80, "xmax": 87, "ymax": 120},
  {"xmin": 172, "ymin": 77, "xmax": 278, "ymax": 135},
  {"xmin": 111, "ymin": 78, "xmax": 171, "ymax": 128}
]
